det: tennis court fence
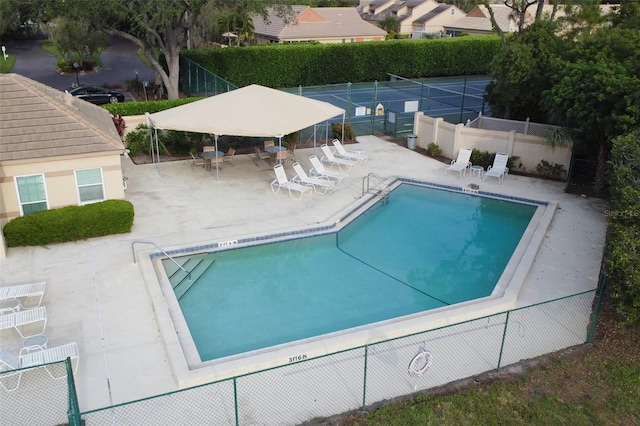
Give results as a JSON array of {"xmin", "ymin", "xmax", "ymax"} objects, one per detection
[
  {"xmin": 1, "ymin": 283, "xmax": 605, "ymax": 425},
  {"xmin": 179, "ymin": 58, "xmax": 490, "ymax": 138}
]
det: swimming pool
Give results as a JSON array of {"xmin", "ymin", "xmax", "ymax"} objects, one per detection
[{"xmin": 160, "ymin": 183, "xmax": 539, "ymax": 364}]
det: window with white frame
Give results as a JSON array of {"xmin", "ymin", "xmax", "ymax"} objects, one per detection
[
  {"xmin": 75, "ymin": 168, "xmax": 105, "ymax": 204},
  {"xmin": 15, "ymin": 174, "xmax": 48, "ymax": 216}
]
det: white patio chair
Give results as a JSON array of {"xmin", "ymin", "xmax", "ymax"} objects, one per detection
[
  {"xmin": 483, "ymin": 152, "xmax": 510, "ymax": 183},
  {"xmin": 445, "ymin": 147, "xmax": 472, "ymax": 177},
  {"xmin": 0, "ymin": 306, "xmax": 47, "ymax": 338},
  {"xmin": 308, "ymin": 155, "xmax": 348, "ymax": 184},
  {"xmin": 291, "ymin": 162, "xmax": 334, "ymax": 194},
  {"xmin": 271, "ymin": 164, "xmax": 313, "ymax": 199},
  {"xmin": 320, "ymin": 144, "xmax": 358, "ymax": 171},
  {"xmin": 0, "ymin": 281, "xmax": 46, "ymax": 308},
  {"xmin": 331, "ymin": 139, "xmax": 367, "ymax": 164}
]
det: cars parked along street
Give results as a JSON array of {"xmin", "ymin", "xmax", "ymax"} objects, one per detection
[{"xmin": 68, "ymin": 85, "xmax": 125, "ymax": 105}]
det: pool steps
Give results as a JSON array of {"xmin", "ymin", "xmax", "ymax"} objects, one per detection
[{"xmin": 164, "ymin": 254, "xmax": 217, "ymax": 300}]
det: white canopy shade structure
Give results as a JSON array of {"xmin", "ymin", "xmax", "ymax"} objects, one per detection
[{"xmin": 146, "ymin": 84, "xmax": 346, "ymax": 179}]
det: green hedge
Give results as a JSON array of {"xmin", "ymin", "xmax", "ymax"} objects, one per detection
[
  {"xmin": 3, "ymin": 200, "xmax": 134, "ymax": 247},
  {"xmin": 606, "ymin": 129, "xmax": 640, "ymax": 323},
  {"xmin": 182, "ymin": 36, "xmax": 501, "ymax": 88},
  {"xmin": 103, "ymin": 97, "xmax": 203, "ymax": 116}
]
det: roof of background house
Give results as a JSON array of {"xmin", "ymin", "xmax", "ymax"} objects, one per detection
[
  {"xmin": 253, "ymin": 6, "xmax": 386, "ymax": 40},
  {"xmin": 0, "ymin": 74, "xmax": 124, "ymax": 162},
  {"xmin": 446, "ymin": 4, "xmax": 528, "ymax": 33},
  {"xmin": 413, "ymin": 4, "xmax": 459, "ymax": 24}
]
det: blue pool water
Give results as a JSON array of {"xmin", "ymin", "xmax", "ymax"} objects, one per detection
[{"xmin": 166, "ymin": 184, "xmax": 537, "ymax": 361}]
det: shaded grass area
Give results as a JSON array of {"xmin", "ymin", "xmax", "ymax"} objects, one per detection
[{"xmin": 312, "ymin": 295, "xmax": 640, "ymax": 426}]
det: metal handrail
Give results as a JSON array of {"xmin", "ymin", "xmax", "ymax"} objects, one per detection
[
  {"xmin": 131, "ymin": 240, "xmax": 191, "ymax": 281},
  {"xmin": 362, "ymin": 173, "xmax": 390, "ymax": 200}
]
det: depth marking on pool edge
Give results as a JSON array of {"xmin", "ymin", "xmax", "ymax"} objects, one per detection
[
  {"xmin": 218, "ymin": 240, "xmax": 238, "ymax": 248},
  {"xmin": 288, "ymin": 354, "xmax": 308, "ymax": 363}
]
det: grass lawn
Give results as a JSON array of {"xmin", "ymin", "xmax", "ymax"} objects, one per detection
[{"xmin": 314, "ymin": 294, "xmax": 640, "ymax": 426}]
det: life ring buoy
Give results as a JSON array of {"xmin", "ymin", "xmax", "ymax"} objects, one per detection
[{"xmin": 408, "ymin": 349, "xmax": 432, "ymax": 377}]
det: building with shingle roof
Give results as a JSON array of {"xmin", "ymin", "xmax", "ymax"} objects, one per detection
[
  {"xmin": 252, "ymin": 6, "xmax": 386, "ymax": 44},
  {"xmin": 358, "ymin": 0, "xmax": 464, "ymax": 37},
  {"xmin": 444, "ymin": 4, "xmax": 532, "ymax": 36},
  {"xmin": 0, "ymin": 74, "xmax": 126, "ymax": 258}
]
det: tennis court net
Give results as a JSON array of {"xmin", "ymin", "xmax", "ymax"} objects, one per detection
[{"xmin": 386, "ymin": 73, "xmax": 486, "ymax": 111}]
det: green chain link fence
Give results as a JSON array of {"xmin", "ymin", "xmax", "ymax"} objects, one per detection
[
  {"xmin": 179, "ymin": 59, "xmax": 488, "ymax": 139},
  {"xmin": 0, "ymin": 287, "xmax": 603, "ymax": 425},
  {"xmin": 68, "ymin": 288, "xmax": 598, "ymax": 425},
  {"xmin": 0, "ymin": 359, "xmax": 73, "ymax": 425}
]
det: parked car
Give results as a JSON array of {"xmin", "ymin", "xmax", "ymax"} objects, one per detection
[{"xmin": 68, "ymin": 86, "xmax": 125, "ymax": 105}]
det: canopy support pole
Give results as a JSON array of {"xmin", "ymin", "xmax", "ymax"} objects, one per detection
[{"xmin": 214, "ymin": 134, "xmax": 220, "ymax": 181}]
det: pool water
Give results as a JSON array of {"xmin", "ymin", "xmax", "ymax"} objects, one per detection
[{"xmin": 167, "ymin": 184, "xmax": 536, "ymax": 361}]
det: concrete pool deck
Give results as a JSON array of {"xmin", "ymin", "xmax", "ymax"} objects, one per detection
[{"xmin": 0, "ymin": 135, "xmax": 608, "ymax": 412}]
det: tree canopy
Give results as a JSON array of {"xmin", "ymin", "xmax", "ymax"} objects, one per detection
[{"xmin": 36, "ymin": 0, "xmax": 293, "ymax": 99}]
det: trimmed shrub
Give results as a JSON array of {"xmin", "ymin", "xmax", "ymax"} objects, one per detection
[
  {"xmin": 606, "ymin": 129, "xmax": 640, "ymax": 323},
  {"xmin": 3, "ymin": 200, "xmax": 134, "ymax": 247},
  {"xmin": 183, "ymin": 36, "xmax": 502, "ymax": 88}
]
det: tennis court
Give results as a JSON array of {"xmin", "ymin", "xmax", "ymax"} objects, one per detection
[{"xmin": 281, "ymin": 74, "xmax": 492, "ymax": 137}]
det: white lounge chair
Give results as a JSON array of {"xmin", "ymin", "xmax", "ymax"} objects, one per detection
[
  {"xmin": 331, "ymin": 139, "xmax": 367, "ymax": 164},
  {"xmin": 309, "ymin": 155, "xmax": 348, "ymax": 184},
  {"xmin": 0, "ymin": 342, "xmax": 80, "ymax": 390},
  {"xmin": 271, "ymin": 164, "xmax": 313, "ymax": 199},
  {"xmin": 320, "ymin": 144, "xmax": 358, "ymax": 171},
  {"xmin": 445, "ymin": 147, "xmax": 473, "ymax": 177},
  {"xmin": 0, "ymin": 306, "xmax": 47, "ymax": 338},
  {"xmin": 291, "ymin": 162, "xmax": 334, "ymax": 194},
  {"xmin": 483, "ymin": 152, "xmax": 509, "ymax": 183},
  {"xmin": 0, "ymin": 282, "xmax": 46, "ymax": 307}
]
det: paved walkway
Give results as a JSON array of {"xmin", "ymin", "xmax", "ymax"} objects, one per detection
[{"xmin": 0, "ymin": 136, "xmax": 608, "ymax": 413}]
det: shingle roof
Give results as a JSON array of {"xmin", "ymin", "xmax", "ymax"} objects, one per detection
[
  {"xmin": 253, "ymin": 6, "xmax": 386, "ymax": 41},
  {"xmin": 0, "ymin": 74, "xmax": 124, "ymax": 162},
  {"xmin": 413, "ymin": 4, "xmax": 453, "ymax": 24}
]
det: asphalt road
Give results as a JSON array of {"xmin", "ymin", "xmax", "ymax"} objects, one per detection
[{"xmin": 5, "ymin": 35, "xmax": 155, "ymax": 96}]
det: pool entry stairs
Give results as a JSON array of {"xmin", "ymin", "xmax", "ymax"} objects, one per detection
[{"xmin": 164, "ymin": 253, "xmax": 216, "ymax": 300}]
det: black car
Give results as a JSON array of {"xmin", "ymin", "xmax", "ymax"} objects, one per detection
[{"xmin": 68, "ymin": 86, "xmax": 125, "ymax": 105}]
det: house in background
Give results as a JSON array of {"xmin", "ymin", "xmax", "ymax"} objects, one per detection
[
  {"xmin": 443, "ymin": 4, "xmax": 533, "ymax": 36},
  {"xmin": 252, "ymin": 6, "xmax": 386, "ymax": 44},
  {"xmin": 358, "ymin": 0, "xmax": 464, "ymax": 37},
  {"xmin": 0, "ymin": 74, "xmax": 126, "ymax": 259},
  {"xmin": 410, "ymin": 3, "xmax": 466, "ymax": 38}
]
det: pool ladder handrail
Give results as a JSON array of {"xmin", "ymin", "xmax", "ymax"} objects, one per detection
[
  {"xmin": 362, "ymin": 173, "xmax": 390, "ymax": 204},
  {"xmin": 131, "ymin": 240, "xmax": 191, "ymax": 281}
]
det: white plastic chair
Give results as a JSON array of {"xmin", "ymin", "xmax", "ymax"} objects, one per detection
[
  {"xmin": 483, "ymin": 152, "xmax": 510, "ymax": 183},
  {"xmin": 332, "ymin": 139, "xmax": 367, "ymax": 164},
  {"xmin": 308, "ymin": 155, "xmax": 348, "ymax": 184},
  {"xmin": 445, "ymin": 147, "xmax": 472, "ymax": 177},
  {"xmin": 0, "ymin": 306, "xmax": 47, "ymax": 338},
  {"xmin": 291, "ymin": 162, "xmax": 334, "ymax": 194},
  {"xmin": 270, "ymin": 164, "xmax": 313, "ymax": 199},
  {"xmin": 0, "ymin": 282, "xmax": 46, "ymax": 308},
  {"xmin": 320, "ymin": 144, "xmax": 358, "ymax": 171}
]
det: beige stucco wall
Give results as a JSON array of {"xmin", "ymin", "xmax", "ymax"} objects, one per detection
[
  {"xmin": 414, "ymin": 112, "xmax": 572, "ymax": 177},
  {"xmin": 0, "ymin": 153, "xmax": 125, "ymax": 222}
]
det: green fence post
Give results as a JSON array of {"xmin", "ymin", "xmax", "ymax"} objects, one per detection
[
  {"xmin": 347, "ymin": 82, "xmax": 352, "ymax": 127},
  {"xmin": 362, "ymin": 345, "xmax": 368, "ymax": 411},
  {"xmin": 66, "ymin": 358, "xmax": 82, "ymax": 426},
  {"xmin": 233, "ymin": 377, "xmax": 239, "ymax": 426},
  {"xmin": 496, "ymin": 310, "xmax": 510, "ymax": 371},
  {"xmin": 587, "ymin": 274, "xmax": 607, "ymax": 342}
]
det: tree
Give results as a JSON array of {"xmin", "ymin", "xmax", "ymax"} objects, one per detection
[
  {"xmin": 378, "ymin": 16, "xmax": 399, "ymax": 35},
  {"xmin": 542, "ymin": 24, "xmax": 640, "ymax": 194},
  {"xmin": 41, "ymin": 0, "xmax": 293, "ymax": 99},
  {"xmin": 485, "ymin": 19, "xmax": 565, "ymax": 120},
  {"xmin": 47, "ymin": 17, "xmax": 108, "ymax": 63}
]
